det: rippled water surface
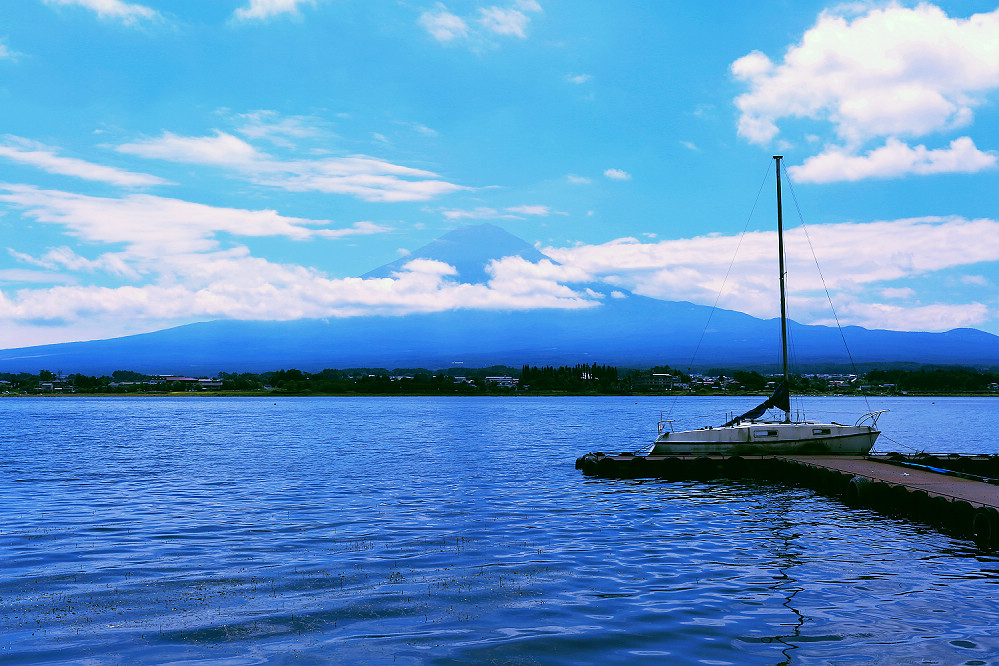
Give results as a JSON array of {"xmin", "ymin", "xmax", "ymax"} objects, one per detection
[{"xmin": 2, "ymin": 395, "xmax": 999, "ymax": 664}]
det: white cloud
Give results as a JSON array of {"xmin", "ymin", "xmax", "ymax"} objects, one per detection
[
  {"xmin": 0, "ymin": 252, "xmax": 597, "ymax": 329},
  {"xmin": 732, "ymin": 3, "xmax": 999, "ymax": 181},
  {"xmin": 440, "ymin": 205, "xmax": 561, "ymax": 220},
  {"xmin": 441, "ymin": 207, "xmax": 502, "ymax": 221},
  {"xmin": 0, "ymin": 136, "xmax": 168, "ymax": 187},
  {"xmin": 566, "ymin": 73, "xmax": 591, "ymax": 85},
  {"xmin": 0, "ymin": 185, "xmax": 360, "ymax": 260},
  {"xmin": 45, "ymin": 0, "xmax": 159, "ymax": 24},
  {"xmin": 962, "ymin": 275, "xmax": 989, "ymax": 286},
  {"xmin": 397, "ymin": 120, "xmax": 439, "ymax": 137},
  {"xmin": 421, "ymin": 1, "xmax": 541, "ymax": 44},
  {"xmin": 790, "ymin": 137, "xmax": 997, "ymax": 183},
  {"xmin": 118, "ymin": 131, "xmax": 263, "ymax": 168},
  {"xmin": 11, "ymin": 246, "xmax": 139, "ymax": 279},
  {"xmin": 235, "ymin": 110, "xmax": 322, "ymax": 146},
  {"xmin": 0, "ymin": 39, "xmax": 21, "ymax": 61},
  {"xmin": 544, "ymin": 215, "xmax": 999, "ymax": 331},
  {"xmin": 0, "ymin": 268, "xmax": 73, "ymax": 284},
  {"xmin": 0, "ymin": 180, "xmax": 601, "ymax": 331},
  {"xmin": 604, "ymin": 168, "xmax": 631, "ymax": 180},
  {"xmin": 478, "ymin": 6, "xmax": 530, "ymax": 37},
  {"xmin": 420, "ymin": 4, "xmax": 469, "ymax": 42},
  {"xmin": 118, "ymin": 131, "xmax": 466, "ymax": 202},
  {"xmin": 825, "ymin": 301, "xmax": 990, "ymax": 333},
  {"xmin": 504, "ymin": 205, "xmax": 562, "ymax": 217},
  {"xmin": 0, "ymin": 188, "xmax": 994, "ymax": 334},
  {"xmin": 879, "ymin": 287, "xmax": 916, "ymax": 300},
  {"xmin": 567, "ymin": 174, "xmax": 591, "ymax": 184},
  {"xmin": 734, "ymin": 4, "xmax": 999, "ymax": 145},
  {"xmin": 314, "ymin": 221, "xmax": 391, "ymax": 239},
  {"xmin": 680, "ymin": 140, "xmax": 699, "ymax": 151},
  {"xmin": 233, "ymin": 0, "xmax": 316, "ymax": 21}
]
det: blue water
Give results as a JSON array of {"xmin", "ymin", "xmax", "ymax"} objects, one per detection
[{"xmin": 2, "ymin": 395, "xmax": 998, "ymax": 664}]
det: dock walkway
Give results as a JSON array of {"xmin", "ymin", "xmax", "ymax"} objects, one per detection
[
  {"xmin": 575, "ymin": 451, "xmax": 999, "ymax": 546},
  {"xmin": 778, "ymin": 455, "xmax": 999, "ymax": 509}
]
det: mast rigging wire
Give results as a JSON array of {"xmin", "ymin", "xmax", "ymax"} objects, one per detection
[
  {"xmin": 664, "ymin": 161, "xmax": 773, "ymax": 421},
  {"xmin": 780, "ymin": 161, "xmax": 873, "ymax": 414},
  {"xmin": 666, "ymin": 158, "xmax": 876, "ymax": 426}
]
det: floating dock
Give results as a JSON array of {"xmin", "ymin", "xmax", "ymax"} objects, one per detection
[{"xmin": 575, "ymin": 452, "xmax": 999, "ymax": 547}]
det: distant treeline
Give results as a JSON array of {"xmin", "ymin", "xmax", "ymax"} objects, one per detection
[
  {"xmin": 863, "ymin": 367, "xmax": 999, "ymax": 393},
  {"xmin": 520, "ymin": 364, "xmax": 621, "ymax": 391},
  {"xmin": 1, "ymin": 364, "xmax": 996, "ymax": 395}
]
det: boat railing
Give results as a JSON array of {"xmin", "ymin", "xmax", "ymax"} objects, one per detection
[
  {"xmin": 855, "ymin": 409, "xmax": 889, "ymax": 428},
  {"xmin": 658, "ymin": 419, "xmax": 677, "ymax": 435}
]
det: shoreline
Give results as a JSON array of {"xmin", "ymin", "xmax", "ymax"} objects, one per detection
[{"xmin": 8, "ymin": 390, "xmax": 997, "ymax": 398}]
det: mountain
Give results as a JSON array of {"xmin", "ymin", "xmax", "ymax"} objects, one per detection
[
  {"xmin": 1, "ymin": 224, "xmax": 997, "ymax": 375},
  {"xmin": 362, "ymin": 222, "xmax": 550, "ymax": 283}
]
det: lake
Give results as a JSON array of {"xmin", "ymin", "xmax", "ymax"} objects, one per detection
[{"xmin": 2, "ymin": 395, "xmax": 998, "ymax": 664}]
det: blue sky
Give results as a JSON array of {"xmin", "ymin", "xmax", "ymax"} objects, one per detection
[{"xmin": 0, "ymin": 0, "xmax": 996, "ymax": 348}]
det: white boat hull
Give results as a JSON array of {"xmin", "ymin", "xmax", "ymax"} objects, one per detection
[{"xmin": 650, "ymin": 421, "xmax": 878, "ymax": 456}]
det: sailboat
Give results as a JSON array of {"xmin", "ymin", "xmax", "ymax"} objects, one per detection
[{"xmin": 646, "ymin": 156, "xmax": 884, "ymax": 456}]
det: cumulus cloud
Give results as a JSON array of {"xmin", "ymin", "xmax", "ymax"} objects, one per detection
[
  {"xmin": 790, "ymin": 137, "xmax": 997, "ymax": 183},
  {"xmin": 603, "ymin": 168, "xmax": 631, "ymax": 180},
  {"xmin": 545, "ymin": 216, "xmax": 999, "ymax": 331},
  {"xmin": 0, "ymin": 256, "xmax": 599, "ymax": 326},
  {"xmin": 0, "ymin": 136, "xmax": 169, "ymax": 187},
  {"xmin": 1, "ymin": 177, "xmax": 993, "ymax": 334},
  {"xmin": 0, "ymin": 250, "xmax": 597, "ymax": 329},
  {"xmin": 45, "ymin": 0, "xmax": 159, "ymax": 24},
  {"xmin": 732, "ymin": 3, "xmax": 999, "ymax": 181},
  {"xmin": 565, "ymin": 73, "xmax": 591, "ymax": 85},
  {"xmin": 118, "ymin": 131, "xmax": 466, "ymax": 202},
  {"xmin": 0, "ymin": 181, "xmax": 599, "ymax": 331},
  {"xmin": 233, "ymin": 0, "xmax": 316, "ymax": 21}
]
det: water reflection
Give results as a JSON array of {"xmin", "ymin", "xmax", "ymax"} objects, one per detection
[{"xmin": 767, "ymin": 498, "xmax": 806, "ymax": 665}]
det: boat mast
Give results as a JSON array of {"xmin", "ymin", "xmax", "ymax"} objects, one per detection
[{"xmin": 774, "ymin": 155, "xmax": 790, "ymax": 421}]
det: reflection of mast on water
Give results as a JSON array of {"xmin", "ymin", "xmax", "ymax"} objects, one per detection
[{"xmin": 765, "ymin": 495, "xmax": 808, "ymax": 665}]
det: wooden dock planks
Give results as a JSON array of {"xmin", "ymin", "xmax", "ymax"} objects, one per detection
[
  {"xmin": 575, "ymin": 451, "xmax": 999, "ymax": 546},
  {"xmin": 777, "ymin": 455, "xmax": 999, "ymax": 510}
]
